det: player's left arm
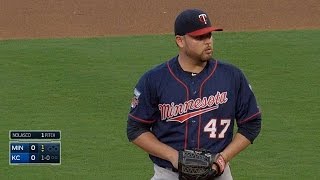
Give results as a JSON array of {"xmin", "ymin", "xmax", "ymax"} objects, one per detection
[
  {"xmin": 220, "ymin": 69, "xmax": 262, "ymax": 163},
  {"xmin": 220, "ymin": 118, "xmax": 261, "ymax": 162},
  {"xmin": 212, "ymin": 118, "xmax": 261, "ymax": 176}
]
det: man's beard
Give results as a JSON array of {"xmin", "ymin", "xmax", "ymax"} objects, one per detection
[
  {"xmin": 186, "ymin": 50, "xmax": 212, "ymax": 63},
  {"xmin": 200, "ymin": 50, "xmax": 213, "ymax": 62},
  {"xmin": 200, "ymin": 54, "xmax": 212, "ymax": 61}
]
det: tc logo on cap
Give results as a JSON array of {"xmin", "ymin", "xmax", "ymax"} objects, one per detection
[{"xmin": 198, "ymin": 14, "xmax": 208, "ymax": 24}]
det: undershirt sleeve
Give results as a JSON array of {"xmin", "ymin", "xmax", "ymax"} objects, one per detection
[
  {"xmin": 127, "ymin": 119, "xmax": 152, "ymax": 142},
  {"xmin": 237, "ymin": 117, "xmax": 261, "ymax": 143}
]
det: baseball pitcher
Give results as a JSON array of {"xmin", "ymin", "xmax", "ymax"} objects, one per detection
[{"xmin": 127, "ymin": 9, "xmax": 262, "ymax": 180}]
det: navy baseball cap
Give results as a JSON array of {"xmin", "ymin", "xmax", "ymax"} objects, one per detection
[{"xmin": 174, "ymin": 9, "xmax": 223, "ymax": 36}]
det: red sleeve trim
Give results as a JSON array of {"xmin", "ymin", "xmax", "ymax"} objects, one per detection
[
  {"xmin": 238, "ymin": 111, "xmax": 261, "ymax": 124},
  {"xmin": 128, "ymin": 114, "xmax": 156, "ymax": 124}
]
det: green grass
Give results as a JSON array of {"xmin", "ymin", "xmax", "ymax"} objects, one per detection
[{"xmin": 0, "ymin": 29, "xmax": 319, "ymax": 179}]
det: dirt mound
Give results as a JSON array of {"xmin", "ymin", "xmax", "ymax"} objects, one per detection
[{"xmin": 0, "ymin": 0, "xmax": 319, "ymax": 39}]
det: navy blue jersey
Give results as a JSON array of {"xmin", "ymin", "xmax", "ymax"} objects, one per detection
[{"xmin": 128, "ymin": 56, "xmax": 261, "ymax": 168}]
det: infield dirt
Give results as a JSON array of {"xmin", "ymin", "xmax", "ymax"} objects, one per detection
[{"xmin": 0, "ymin": 0, "xmax": 319, "ymax": 39}]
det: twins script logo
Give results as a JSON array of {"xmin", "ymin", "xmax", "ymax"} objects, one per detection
[
  {"xmin": 158, "ymin": 91, "xmax": 228, "ymax": 123},
  {"xmin": 199, "ymin": 14, "xmax": 208, "ymax": 24}
]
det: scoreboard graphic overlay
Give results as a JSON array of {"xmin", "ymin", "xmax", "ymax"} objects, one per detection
[{"xmin": 9, "ymin": 130, "xmax": 61, "ymax": 165}]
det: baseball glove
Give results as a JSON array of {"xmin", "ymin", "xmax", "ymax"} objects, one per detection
[{"xmin": 178, "ymin": 149, "xmax": 226, "ymax": 180}]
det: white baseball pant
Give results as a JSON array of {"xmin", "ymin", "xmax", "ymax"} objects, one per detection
[{"xmin": 151, "ymin": 163, "xmax": 233, "ymax": 180}]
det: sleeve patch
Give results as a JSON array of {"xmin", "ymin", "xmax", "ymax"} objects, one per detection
[{"xmin": 131, "ymin": 88, "xmax": 141, "ymax": 108}]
